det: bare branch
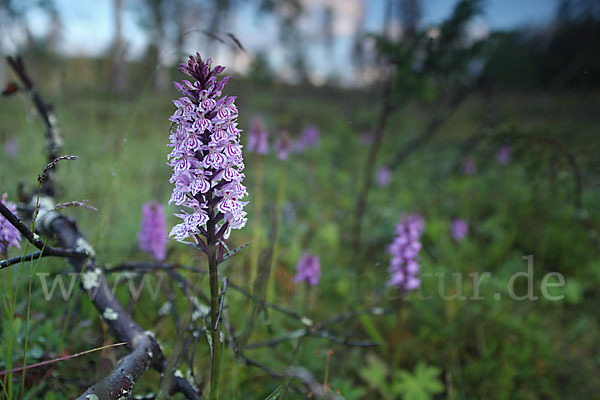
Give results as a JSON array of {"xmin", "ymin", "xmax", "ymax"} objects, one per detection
[
  {"xmin": 386, "ymin": 80, "xmax": 479, "ymax": 171},
  {"xmin": 0, "ymin": 201, "xmax": 88, "ymax": 270},
  {"xmin": 6, "ymin": 56, "xmax": 64, "ymax": 195}
]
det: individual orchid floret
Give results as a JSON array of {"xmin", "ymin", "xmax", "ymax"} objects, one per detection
[
  {"xmin": 451, "ymin": 218, "xmax": 468, "ymax": 242},
  {"xmin": 376, "ymin": 166, "xmax": 392, "ymax": 187},
  {"xmin": 495, "ymin": 145, "xmax": 511, "ymax": 165},
  {"xmin": 387, "ymin": 213, "xmax": 425, "ymax": 291},
  {"xmin": 274, "ymin": 131, "xmax": 292, "ymax": 161},
  {"xmin": 247, "ymin": 117, "xmax": 269, "ymax": 154},
  {"xmin": 167, "ymin": 53, "xmax": 247, "ymax": 251},
  {"xmin": 293, "ymin": 251, "xmax": 321, "ymax": 286},
  {"xmin": 0, "ymin": 193, "xmax": 21, "ymax": 255},
  {"xmin": 138, "ymin": 201, "xmax": 168, "ymax": 261}
]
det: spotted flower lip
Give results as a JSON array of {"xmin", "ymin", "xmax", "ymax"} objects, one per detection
[
  {"xmin": 0, "ymin": 193, "xmax": 21, "ymax": 255},
  {"xmin": 387, "ymin": 213, "xmax": 425, "ymax": 291},
  {"xmin": 167, "ymin": 53, "xmax": 247, "ymax": 243}
]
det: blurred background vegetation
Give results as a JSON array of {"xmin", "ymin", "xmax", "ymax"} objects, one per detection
[{"xmin": 1, "ymin": 0, "xmax": 599, "ymax": 398}]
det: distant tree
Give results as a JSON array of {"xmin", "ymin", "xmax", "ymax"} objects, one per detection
[
  {"xmin": 137, "ymin": 0, "xmax": 170, "ymax": 91},
  {"xmin": 110, "ymin": 0, "xmax": 127, "ymax": 95},
  {"xmin": 484, "ymin": 0, "xmax": 600, "ymax": 89},
  {"xmin": 0, "ymin": 0, "xmax": 56, "ymax": 86}
]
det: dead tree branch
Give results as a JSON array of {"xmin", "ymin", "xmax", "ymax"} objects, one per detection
[
  {"xmin": 23, "ymin": 196, "xmax": 202, "ymax": 400},
  {"xmin": 351, "ymin": 81, "xmax": 393, "ymax": 249},
  {"xmin": 386, "ymin": 81, "xmax": 478, "ymax": 171},
  {"xmin": 0, "ymin": 201, "xmax": 88, "ymax": 269},
  {"xmin": 6, "ymin": 56, "xmax": 63, "ymax": 195}
]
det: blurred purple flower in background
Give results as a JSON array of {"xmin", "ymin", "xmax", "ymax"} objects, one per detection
[
  {"xmin": 376, "ymin": 166, "xmax": 392, "ymax": 187},
  {"xmin": 387, "ymin": 214, "xmax": 425, "ymax": 291},
  {"xmin": 138, "ymin": 201, "xmax": 168, "ymax": 261},
  {"xmin": 461, "ymin": 156, "xmax": 477, "ymax": 175},
  {"xmin": 4, "ymin": 139, "xmax": 19, "ymax": 158},
  {"xmin": 359, "ymin": 131, "xmax": 373, "ymax": 144},
  {"xmin": 495, "ymin": 145, "xmax": 511, "ymax": 165},
  {"xmin": 167, "ymin": 54, "xmax": 248, "ymax": 242},
  {"xmin": 0, "ymin": 193, "xmax": 21, "ymax": 255},
  {"xmin": 451, "ymin": 218, "xmax": 468, "ymax": 241},
  {"xmin": 294, "ymin": 251, "xmax": 321, "ymax": 286},
  {"xmin": 295, "ymin": 124, "xmax": 320, "ymax": 152},
  {"xmin": 247, "ymin": 117, "xmax": 269, "ymax": 154},
  {"xmin": 275, "ymin": 131, "xmax": 292, "ymax": 161}
]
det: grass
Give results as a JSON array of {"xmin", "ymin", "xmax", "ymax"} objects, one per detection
[{"xmin": 0, "ymin": 59, "xmax": 599, "ymax": 399}]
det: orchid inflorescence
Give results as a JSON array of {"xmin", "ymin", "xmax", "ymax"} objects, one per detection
[
  {"xmin": 387, "ymin": 213, "xmax": 425, "ymax": 291},
  {"xmin": 451, "ymin": 218, "xmax": 468, "ymax": 241},
  {"xmin": 167, "ymin": 53, "xmax": 248, "ymax": 256},
  {"xmin": 294, "ymin": 250, "xmax": 321, "ymax": 286},
  {"xmin": 0, "ymin": 193, "xmax": 21, "ymax": 255},
  {"xmin": 247, "ymin": 117, "xmax": 269, "ymax": 155},
  {"xmin": 138, "ymin": 201, "xmax": 168, "ymax": 261}
]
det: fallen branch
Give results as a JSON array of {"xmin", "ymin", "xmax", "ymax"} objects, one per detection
[{"xmin": 25, "ymin": 196, "xmax": 201, "ymax": 399}]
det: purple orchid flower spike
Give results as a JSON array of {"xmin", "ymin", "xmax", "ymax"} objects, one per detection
[
  {"xmin": 387, "ymin": 213, "xmax": 425, "ymax": 291},
  {"xmin": 451, "ymin": 218, "xmax": 468, "ymax": 242},
  {"xmin": 0, "ymin": 193, "xmax": 21, "ymax": 255},
  {"xmin": 294, "ymin": 251, "xmax": 321, "ymax": 286},
  {"xmin": 496, "ymin": 145, "xmax": 511, "ymax": 165},
  {"xmin": 247, "ymin": 117, "xmax": 269, "ymax": 155},
  {"xmin": 376, "ymin": 166, "xmax": 392, "ymax": 187},
  {"xmin": 168, "ymin": 54, "xmax": 248, "ymax": 247},
  {"xmin": 275, "ymin": 131, "xmax": 292, "ymax": 161},
  {"xmin": 295, "ymin": 124, "xmax": 320, "ymax": 152},
  {"xmin": 138, "ymin": 201, "xmax": 168, "ymax": 261},
  {"xmin": 461, "ymin": 156, "xmax": 477, "ymax": 175}
]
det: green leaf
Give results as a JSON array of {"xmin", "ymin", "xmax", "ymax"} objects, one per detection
[
  {"xmin": 331, "ymin": 378, "xmax": 368, "ymax": 400},
  {"xmin": 222, "ymin": 241, "xmax": 251, "ymax": 262},
  {"xmin": 391, "ymin": 363, "xmax": 444, "ymax": 400},
  {"xmin": 359, "ymin": 353, "xmax": 389, "ymax": 391},
  {"xmin": 358, "ymin": 314, "xmax": 387, "ymax": 351}
]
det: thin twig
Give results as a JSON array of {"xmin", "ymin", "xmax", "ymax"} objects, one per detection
[
  {"xmin": 6, "ymin": 56, "xmax": 63, "ymax": 195},
  {"xmin": 0, "ymin": 343, "xmax": 127, "ymax": 376}
]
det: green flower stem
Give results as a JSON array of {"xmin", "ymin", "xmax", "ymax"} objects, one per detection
[{"xmin": 207, "ymin": 211, "xmax": 221, "ymax": 400}]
